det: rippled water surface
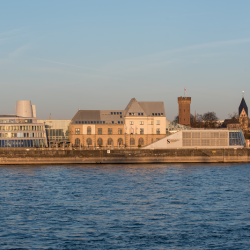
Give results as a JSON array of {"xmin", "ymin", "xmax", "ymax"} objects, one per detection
[{"xmin": 0, "ymin": 163, "xmax": 250, "ymax": 249}]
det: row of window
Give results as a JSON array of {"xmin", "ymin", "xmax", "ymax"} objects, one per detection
[
  {"xmin": 0, "ymin": 132, "xmax": 45, "ymax": 138},
  {"xmin": 0, "ymin": 139, "xmax": 46, "ymax": 147},
  {"xmin": 152, "ymin": 113, "xmax": 163, "ymax": 116},
  {"xmin": 110, "ymin": 112, "xmax": 122, "ymax": 115},
  {"xmin": 0, "ymin": 119, "xmax": 33, "ymax": 124},
  {"xmin": 75, "ymin": 137, "xmax": 145, "ymax": 146},
  {"xmin": 128, "ymin": 112, "xmax": 144, "ymax": 116},
  {"xmin": 75, "ymin": 120, "xmax": 124, "ymax": 124},
  {"xmin": 75, "ymin": 128, "xmax": 160, "ymax": 135},
  {"xmin": 0, "ymin": 125, "xmax": 44, "ymax": 131},
  {"xmin": 129, "ymin": 121, "xmax": 160, "ymax": 125}
]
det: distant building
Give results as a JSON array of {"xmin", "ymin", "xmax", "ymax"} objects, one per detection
[
  {"xmin": 37, "ymin": 119, "xmax": 71, "ymax": 146},
  {"xmin": 0, "ymin": 101, "xmax": 47, "ymax": 147},
  {"xmin": 144, "ymin": 129, "xmax": 245, "ymax": 149},
  {"xmin": 166, "ymin": 120, "xmax": 192, "ymax": 134},
  {"xmin": 69, "ymin": 98, "xmax": 167, "ymax": 148},
  {"xmin": 178, "ymin": 97, "xmax": 191, "ymax": 126},
  {"xmin": 239, "ymin": 96, "xmax": 248, "ymax": 131}
]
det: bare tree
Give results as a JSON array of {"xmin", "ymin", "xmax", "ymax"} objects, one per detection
[
  {"xmin": 228, "ymin": 112, "xmax": 239, "ymax": 119},
  {"xmin": 202, "ymin": 112, "xmax": 218, "ymax": 128}
]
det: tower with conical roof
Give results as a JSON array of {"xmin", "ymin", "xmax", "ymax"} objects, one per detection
[{"xmin": 239, "ymin": 91, "xmax": 248, "ymax": 131}]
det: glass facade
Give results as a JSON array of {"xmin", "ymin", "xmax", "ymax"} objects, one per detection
[
  {"xmin": 229, "ymin": 131, "xmax": 245, "ymax": 146},
  {"xmin": 182, "ymin": 130, "xmax": 245, "ymax": 148},
  {"xmin": 0, "ymin": 139, "xmax": 46, "ymax": 147},
  {"xmin": 37, "ymin": 120, "xmax": 71, "ymax": 145},
  {"xmin": 0, "ymin": 117, "xmax": 47, "ymax": 147}
]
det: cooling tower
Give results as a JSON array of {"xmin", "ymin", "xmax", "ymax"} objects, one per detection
[{"xmin": 15, "ymin": 100, "xmax": 34, "ymax": 117}]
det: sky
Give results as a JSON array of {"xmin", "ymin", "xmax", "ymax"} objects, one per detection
[{"xmin": 0, "ymin": 0, "xmax": 249, "ymax": 120}]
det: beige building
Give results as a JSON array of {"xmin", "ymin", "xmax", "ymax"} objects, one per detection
[{"xmin": 69, "ymin": 98, "xmax": 166, "ymax": 148}]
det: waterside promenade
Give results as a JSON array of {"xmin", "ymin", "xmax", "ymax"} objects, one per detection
[{"xmin": 0, "ymin": 148, "xmax": 250, "ymax": 164}]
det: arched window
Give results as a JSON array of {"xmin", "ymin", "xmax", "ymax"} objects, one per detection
[
  {"xmin": 118, "ymin": 138, "xmax": 123, "ymax": 146},
  {"xmin": 138, "ymin": 138, "xmax": 144, "ymax": 146},
  {"xmin": 75, "ymin": 138, "xmax": 80, "ymax": 146},
  {"xmin": 97, "ymin": 138, "xmax": 103, "ymax": 146},
  {"xmin": 86, "ymin": 138, "xmax": 92, "ymax": 145},
  {"xmin": 87, "ymin": 126, "xmax": 91, "ymax": 135},
  {"xmin": 107, "ymin": 138, "xmax": 113, "ymax": 146},
  {"xmin": 130, "ymin": 138, "xmax": 135, "ymax": 145}
]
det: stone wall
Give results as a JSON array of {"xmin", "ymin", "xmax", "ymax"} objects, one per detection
[{"xmin": 0, "ymin": 148, "xmax": 249, "ymax": 164}]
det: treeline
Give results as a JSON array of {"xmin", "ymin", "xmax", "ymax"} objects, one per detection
[{"xmin": 174, "ymin": 112, "xmax": 219, "ymax": 128}]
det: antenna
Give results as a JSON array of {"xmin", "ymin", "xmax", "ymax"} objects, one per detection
[{"xmin": 242, "ymin": 91, "xmax": 244, "ymax": 98}]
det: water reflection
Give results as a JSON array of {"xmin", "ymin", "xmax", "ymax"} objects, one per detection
[{"xmin": 0, "ymin": 163, "xmax": 250, "ymax": 249}]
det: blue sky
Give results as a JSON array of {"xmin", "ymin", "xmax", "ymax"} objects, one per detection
[{"xmin": 0, "ymin": 0, "xmax": 249, "ymax": 120}]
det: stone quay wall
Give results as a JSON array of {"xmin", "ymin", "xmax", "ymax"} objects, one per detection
[{"xmin": 0, "ymin": 148, "xmax": 249, "ymax": 164}]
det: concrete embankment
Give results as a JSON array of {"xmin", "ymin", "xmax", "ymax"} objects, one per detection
[{"xmin": 0, "ymin": 148, "xmax": 249, "ymax": 164}]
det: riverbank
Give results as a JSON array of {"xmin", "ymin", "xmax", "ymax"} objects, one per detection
[{"xmin": 0, "ymin": 148, "xmax": 249, "ymax": 164}]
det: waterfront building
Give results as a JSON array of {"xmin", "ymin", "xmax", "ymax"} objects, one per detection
[
  {"xmin": 166, "ymin": 120, "xmax": 192, "ymax": 134},
  {"xmin": 239, "ymin": 96, "xmax": 248, "ymax": 131},
  {"xmin": 144, "ymin": 129, "xmax": 245, "ymax": 149},
  {"xmin": 69, "ymin": 98, "xmax": 167, "ymax": 148},
  {"xmin": 0, "ymin": 101, "xmax": 47, "ymax": 147},
  {"xmin": 178, "ymin": 96, "xmax": 191, "ymax": 126},
  {"xmin": 37, "ymin": 119, "xmax": 71, "ymax": 146}
]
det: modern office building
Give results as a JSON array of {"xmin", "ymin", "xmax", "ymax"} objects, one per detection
[
  {"xmin": 144, "ymin": 129, "xmax": 245, "ymax": 149},
  {"xmin": 69, "ymin": 98, "xmax": 167, "ymax": 148},
  {"xmin": 0, "ymin": 101, "xmax": 47, "ymax": 147},
  {"xmin": 37, "ymin": 119, "xmax": 71, "ymax": 146}
]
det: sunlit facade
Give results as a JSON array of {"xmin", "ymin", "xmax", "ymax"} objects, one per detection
[
  {"xmin": 144, "ymin": 130, "xmax": 245, "ymax": 149},
  {"xmin": 0, "ymin": 101, "xmax": 47, "ymax": 147},
  {"xmin": 37, "ymin": 119, "xmax": 71, "ymax": 145}
]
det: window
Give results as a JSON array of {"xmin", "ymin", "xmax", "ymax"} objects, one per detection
[
  {"xmin": 103, "ymin": 121, "xmax": 105, "ymax": 124},
  {"xmin": 156, "ymin": 128, "xmax": 160, "ymax": 134},
  {"xmin": 107, "ymin": 138, "xmax": 113, "ymax": 145},
  {"xmin": 156, "ymin": 120, "xmax": 160, "ymax": 125},
  {"xmin": 138, "ymin": 113, "xmax": 140, "ymax": 116},
  {"xmin": 91, "ymin": 121, "xmax": 93, "ymax": 124},
  {"xmin": 129, "ymin": 121, "xmax": 134, "ymax": 125},
  {"xmin": 114, "ymin": 112, "xmax": 116, "ymax": 115},
  {"xmin": 87, "ymin": 127, "xmax": 91, "ymax": 135},
  {"xmin": 138, "ymin": 138, "xmax": 144, "ymax": 145},
  {"xmin": 141, "ymin": 113, "xmax": 143, "ymax": 116},
  {"xmin": 152, "ymin": 113, "xmax": 154, "ymax": 116},
  {"xmin": 75, "ymin": 138, "xmax": 80, "ymax": 146},
  {"xmin": 120, "ymin": 112, "xmax": 122, "ymax": 114},
  {"xmin": 118, "ymin": 128, "xmax": 122, "ymax": 135},
  {"xmin": 118, "ymin": 138, "xmax": 123, "ymax": 146},
  {"xmin": 158, "ymin": 113, "xmax": 160, "ymax": 116},
  {"xmin": 118, "ymin": 121, "xmax": 120, "ymax": 124},
  {"xmin": 97, "ymin": 138, "xmax": 103, "ymax": 146},
  {"xmin": 121, "ymin": 121, "xmax": 123, "ymax": 124},
  {"xmin": 140, "ymin": 121, "xmax": 144, "ymax": 125},
  {"xmin": 130, "ymin": 138, "xmax": 135, "ymax": 145},
  {"xmin": 111, "ymin": 112, "xmax": 113, "ymax": 115},
  {"xmin": 75, "ymin": 128, "xmax": 80, "ymax": 135},
  {"xmin": 112, "ymin": 121, "xmax": 114, "ymax": 124},
  {"xmin": 108, "ymin": 128, "xmax": 112, "ymax": 135},
  {"xmin": 86, "ymin": 138, "xmax": 92, "ymax": 145},
  {"xmin": 129, "ymin": 113, "xmax": 131, "ymax": 115},
  {"xmin": 98, "ymin": 128, "xmax": 102, "ymax": 135},
  {"xmin": 140, "ymin": 128, "xmax": 144, "ymax": 134},
  {"xmin": 120, "ymin": 116, "xmax": 122, "ymax": 118}
]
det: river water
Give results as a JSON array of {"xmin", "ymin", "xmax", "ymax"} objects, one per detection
[{"xmin": 0, "ymin": 163, "xmax": 249, "ymax": 249}]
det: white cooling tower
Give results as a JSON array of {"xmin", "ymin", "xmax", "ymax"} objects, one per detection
[{"xmin": 15, "ymin": 100, "xmax": 34, "ymax": 117}]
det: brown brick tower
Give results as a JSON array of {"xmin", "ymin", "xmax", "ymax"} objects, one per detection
[{"xmin": 178, "ymin": 97, "xmax": 191, "ymax": 126}]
